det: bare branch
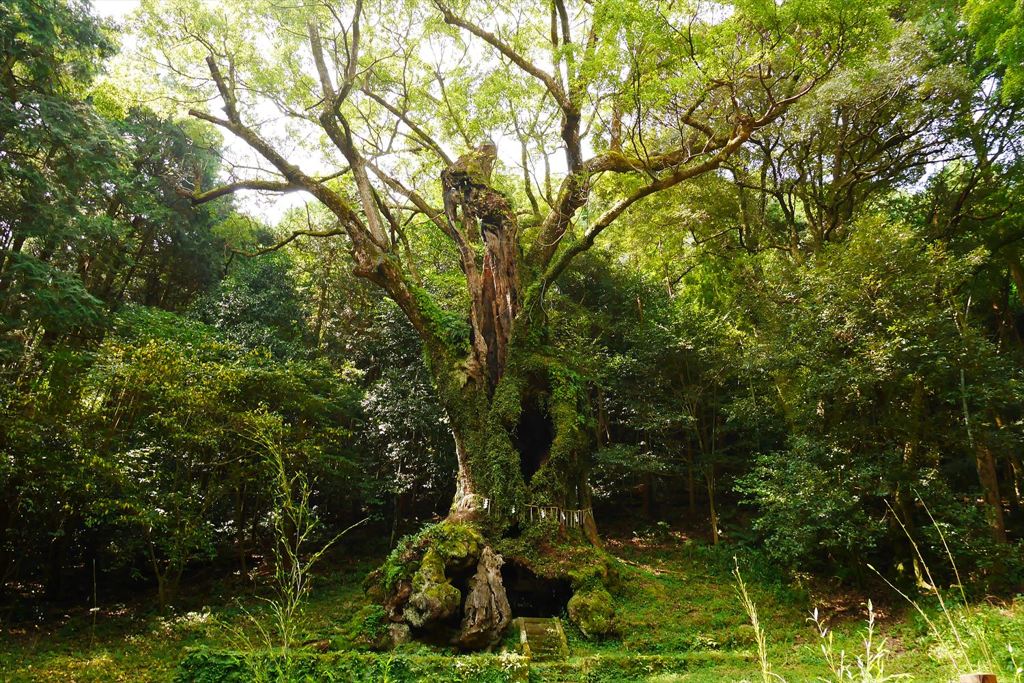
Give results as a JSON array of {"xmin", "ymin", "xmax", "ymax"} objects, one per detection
[
  {"xmin": 433, "ymin": 1, "xmax": 570, "ymax": 111},
  {"xmin": 235, "ymin": 227, "xmax": 346, "ymax": 257},
  {"xmin": 189, "ymin": 178, "xmax": 298, "ymax": 204},
  {"xmin": 189, "ymin": 57, "xmax": 376, "ymax": 259},
  {"xmin": 362, "ymin": 88, "xmax": 453, "ymax": 165},
  {"xmin": 185, "ymin": 166, "xmax": 350, "ymax": 205},
  {"xmin": 307, "ymin": 20, "xmax": 336, "ymax": 99},
  {"xmin": 305, "ymin": 21, "xmax": 389, "ymax": 248}
]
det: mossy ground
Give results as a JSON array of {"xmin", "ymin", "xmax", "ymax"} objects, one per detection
[{"xmin": 2, "ymin": 528, "xmax": 1022, "ymax": 681}]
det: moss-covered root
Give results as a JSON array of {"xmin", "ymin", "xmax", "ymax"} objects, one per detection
[
  {"xmin": 495, "ymin": 520, "xmax": 617, "ymax": 638},
  {"xmin": 459, "ymin": 546, "xmax": 512, "ymax": 649},
  {"xmin": 366, "ymin": 521, "xmax": 487, "ymax": 640},
  {"xmin": 568, "ymin": 585, "xmax": 615, "ymax": 637},
  {"xmin": 370, "ymin": 519, "xmax": 617, "ymax": 645},
  {"xmin": 405, "ymin": 548, "xmax": 461, "ymax": 628}
]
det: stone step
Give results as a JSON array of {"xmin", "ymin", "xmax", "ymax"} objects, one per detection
[{"xmin": 514, "ymin": 617, "xmax": 569, "ymax": 661}]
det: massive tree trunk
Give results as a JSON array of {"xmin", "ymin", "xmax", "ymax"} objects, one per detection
[
  {"xmin": 369, "ymin": 318, "xmax": 606, "ymax": 649},
  {"xmin": 371, "ymin": 357, "xmax": 606, "ymax": 648},
  {"xmin": 433, "ymin": 143, "xmax": 593, "ymax": 525},
  {"xmin": 443, "ymin": 354, "xmax": 593, "ymax": 525},
  {"xmin": 365, "ymin": 147, "xmax": 610, "ymax": 650}
]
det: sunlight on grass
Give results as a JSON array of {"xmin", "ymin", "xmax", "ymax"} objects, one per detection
[{"xmin": 2, "ymin": 539, "xmax": 1021, "ymax": 682}]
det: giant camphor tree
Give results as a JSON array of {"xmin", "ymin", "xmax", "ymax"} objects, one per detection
[{"xmin": 134, "ymin": 0, "xmax": 892, "ymax": 647}]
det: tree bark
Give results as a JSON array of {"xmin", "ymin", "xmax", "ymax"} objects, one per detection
[
  {"xmin": 706, "ymin": 465, "xmax": 719, "ymax": 545},
  {"xmin": 441, "ymin": 143, "xmax": 521, "ymax": 386},
  {"xmin": 458, "ymin": 546, "xmax": 511, "ymax": 649},
  {"xmin": 974, "ymin": 440, "xmax": 1008, "ymax": 544}
]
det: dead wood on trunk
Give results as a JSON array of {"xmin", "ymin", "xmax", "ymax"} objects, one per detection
[
  {"xmin": 458, "ymin": 546, "xmax": 512, "ymax": 649},
  {"xmin": 441, "ymin": 142, "xmax": 521, "ymax": 388}
]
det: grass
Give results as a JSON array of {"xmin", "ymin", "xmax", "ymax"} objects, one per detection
[
  {"xmin": 1, "ymin": 529, "xmax": 1021, "ymax": 682},
  {"xmin": 0, "ymin": 555, "xmax": 376, "ymax": 682}
]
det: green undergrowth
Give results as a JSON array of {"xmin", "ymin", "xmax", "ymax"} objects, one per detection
[
  {"xmin": 175, "ymin": 648, "xmax": 532, "ymax": 683},
  {"xmin": 173, "ymin": 648, "xmax": 751, "ymax": 683},
  {"xmin": 2, "ymin": 535, "xmax": 1021, "ymax": 681},
  {"xmin": 0, "ymin": 557, "xmax": 376, "ymax": 683}
]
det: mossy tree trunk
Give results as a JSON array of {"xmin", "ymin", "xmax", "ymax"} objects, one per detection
[
  {"xmin": 364, "ymin": 149, "xmax": 612, "ymax": 648},
  {"xmin": 439, "ymin": 342, "xmax": 596, "ymax": 533},
  {"xmin": 417, "ymin": 142, "xmax": 598, "ymax": 536}
]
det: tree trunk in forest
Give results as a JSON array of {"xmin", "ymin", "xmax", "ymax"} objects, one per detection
[
  {"xmin": 441, "ymin": 142, "xmax": 521, "ymax": 387},
  {"xmin": 1009, "ymin": 260, "xmax": 1024, "ymax": 307},
  {"xmin": 234, "ymin": 483, "xmax": 248, "ymax": 576},
  {"xmin": 442, "ymin": 364, "xmax": 592, "ymax": 525},
  {"xmin": 1005, "ymin": 458, "xmax": 1021, "ymax": 521},
  {"xmin": 974, "ymin": 440, "xmax": 1008, "ymax": 543},
  {"xmin": 686, "ymin": 443, "xmax": 697, "ymax": 520},
  {"xmin": 372, "ymin": 368, "xmax": 602, "ymax": 645},
  {"xmin": 1009, "ymin": 453, "xmax": 1024, "ymax": 518},
  {"xmin": 367, "ymin": 148, "xmax": 606, "ymax": 651},
  {"xmin": 45, "ymin": 518, "xmax": 71, "ymax": 600},
  {"xmin": 895, "ymin": 382, "xmax": 923, "ymax": 579},
  {"xmin": 391, "ymin": 492, "xmax": 401, "ymax": 547},
  {"xmin": 431, "ymin": 143, "xmax": 595, "ymax": 527},
  {"xmin": 993, "ymin": 414, "xmax": 1021, "ymax": 523},
  {"xmin": 706, "ymin": 466, "xmax": 719, "ymax": 545},
  {"xmin": 0, "ymin": 234, "xmax": 25, "ymax": 310}
]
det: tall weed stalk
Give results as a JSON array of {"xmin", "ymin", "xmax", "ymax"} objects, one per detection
[
  {"xmin": 810, "ymin": 600, "xmax": 910, "ymax": 682},
  {"xmin": 222, "ymin": 418, "xmax": 366, "ymax": 680},
  {"xmin": 734, "ymin": 560, "xmax": 908, "ymax": 683},
  {"xmin": 734, "ymin": 557, "xmax": 784, "ymax": 683},
  {"xmin": 868, "ymin": 492, "xmax": 1015, "ymax": 679}
]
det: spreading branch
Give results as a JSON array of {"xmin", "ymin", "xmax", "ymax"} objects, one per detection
[
  {"xmin": 543, "ymin": 124, "xmax": 755, "ymax": 285},
  {"xmin": 186, "ymin": 167, "xmax": 351, "ymax": 205},
  {"xmin": 234, "ymin": 227, "xmax": 346, "ymax": 257},
  {"xmin": 362, "ymin": 89, "xmax": 453, "ymax": 165},
  {"xmin": 433, "ymin": 1, "xmax": 570, "ymax": 111},
  {"xmin": 187, "ymin": 178, "xmax": 298, "ymax": 204}
]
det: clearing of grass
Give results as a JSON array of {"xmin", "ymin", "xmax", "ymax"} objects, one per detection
[{"xmin": 2, "ymin": 530, "xmax": 1020, "ymax": 682}]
